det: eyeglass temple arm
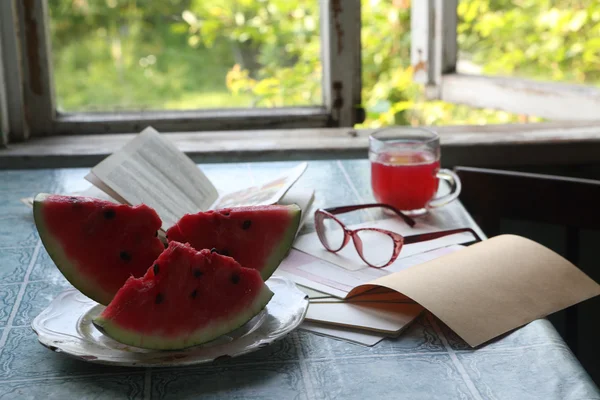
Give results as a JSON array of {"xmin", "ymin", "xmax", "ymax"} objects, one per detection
[
  {"xmin": 324, "ymin": 203, "xmax": 416, "ymax": 227},
  {"xmin": 402, "ymin": 227, "xmax": 482, "ymax": 245}
]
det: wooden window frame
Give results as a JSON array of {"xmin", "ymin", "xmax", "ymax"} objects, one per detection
[
  {"xmin": 0, "ymin": 30, "xmax": 8, "ymax": 147},
  {"xmin": 411, "ymin": 0, "xmax": 600, "ymax": 122},
  {"xmin": 0, "ymin": 0, "xmax": 28, "ymax": 143},
  {"xmin": 0, "ymin": 0, "xmax": 363, "ymax": 140}
]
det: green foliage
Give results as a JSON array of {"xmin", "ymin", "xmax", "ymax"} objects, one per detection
[
  {"xmin": 184, "ymin": 0, "xmax": 322, "ymax": 106},
  {"xmin": 459, "ymin": 0, "xmax": 600, "ymax": 83},
  {"xmin": 50, "ymin": 0, "xmax": 251, "ymax": 111},
  {"xmin": 49, "ymin": 0, "xmax": 599, "ymax": 127}
]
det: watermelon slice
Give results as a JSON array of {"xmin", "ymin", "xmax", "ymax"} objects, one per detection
[
  {"xmin": 93, "ymin": 241, "xmax": 274, "ymax": 350},
  {"xmin": 33, "ymin": 193, "xmax": 164, "ymax": 306},
  {"xmin": 166, "ymin": 205, "xmax": 301, "ymax": 280}
]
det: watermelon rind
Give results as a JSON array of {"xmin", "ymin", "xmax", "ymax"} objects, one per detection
[
  {"xmin": 33, "ymin": 193, "xmax": 114, "ymax": 305},
  {"xmin": 93, "ymin": 285, "xmax": 274, "ymax": 350},
  {"xmin": 260, "ymin": 204, "xmax": 301, "ymax": 280}
]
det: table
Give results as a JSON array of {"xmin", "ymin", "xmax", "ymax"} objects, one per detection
[{"xmin": 0, "ymin": 159, "xmax": 598, "ymax": 399}]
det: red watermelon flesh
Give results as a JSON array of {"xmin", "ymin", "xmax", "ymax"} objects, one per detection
[
  {"xmin": 33, "ymin": 193, "xmax": 164, "ymax": 306},
  {"xmin": 166, "ymin": 205, "xmax": 301, "ymax": 280},
  {"xmin": 93, "ymin": 241, "xmax": 274, "ymax": 350}
]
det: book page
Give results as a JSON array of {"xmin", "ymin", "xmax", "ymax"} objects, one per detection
[
  {"xmin": 296, "ymin": 284, "xmax": 331, "ymax": 299},
  {"xmin": 349, "ymin": 235, "xmax": 600, "ymax": 347},
  {"xmin": 210, "ymin": 162, "xmax": 307, "ymax": 209},
  {"xmin": 87, "ymin": 127, "xmax": 219, "ymax": 229},
  {"xmin": 277, "ymin": 187, "xmax": 315, "ymax": 236},
  {"xmin": 277, "ymin": 246, "xmax": 464, "ymax": 298},
  {"xmin": 300, "ymin": 321, "xmax": 387, "ymax": 346},
  {"xmin": 310, "ymin": 291, "xmax": 411, "ymax": 304},
  {"xmin": 85, "ymin": 173, "xmax": 128, "ymax": 204},
  {"xmin": 305, "ymin": 302, "xmax": 423, "ymax": 334}
]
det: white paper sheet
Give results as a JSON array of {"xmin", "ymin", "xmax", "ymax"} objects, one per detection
[
  {"xmin": 296, "ymin": 284, "xmax": 331, "ymax": 299},
  {"xmin": 305, "ymin": 302, "xmax": 423, "ymax": 334},
  {"xmin": 300, "ymin": 321, "xmax": 386, "ymax": 346},
  {"xmin": 210, "ymin": 162, "xmax": 307, "ymax": 210},
  {"xmin": 278, "ymin": 246, "xmax": 465, "ymax": 298},
  {"xmin": 277, "ymin": 187, "xmax": 315, "ymax": 236},
  {"xmin": 310, "ymin": 291, "xmax": 411, "ymax": 303}
]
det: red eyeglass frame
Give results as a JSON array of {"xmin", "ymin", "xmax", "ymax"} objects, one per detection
[{"xmin": 314, "ymin": 203, "xmax": 481, "ymax": 268}]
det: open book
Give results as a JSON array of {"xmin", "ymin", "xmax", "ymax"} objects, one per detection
[
  {"xmin": 282, "ymin": 235, "xmax": 600, "ymax": 347},
  {"xmin": 23, "ymin": 127, "xmax": 314, "ymax": 232},
  {"xmin": 84, "ymin": 127, "xmax": 310, "ymax": 230}
]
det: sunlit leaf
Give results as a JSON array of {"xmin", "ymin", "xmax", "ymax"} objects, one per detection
[{"xmin": 182, "ymin": 10, "xmax": 198, "ymax": 26}]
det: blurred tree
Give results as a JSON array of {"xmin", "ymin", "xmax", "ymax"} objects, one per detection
[
  {"xmin": 459, "ymin": 0, "xmax": 600, "ymax": 83},
  {"xmin": 183, "ymin": 0, "xmax": 321, "ymax": 106}
]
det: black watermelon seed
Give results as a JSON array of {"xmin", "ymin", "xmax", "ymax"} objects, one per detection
[
  {"xmin": 193, "ymin": 269, "xmax": 203, "ymax": 278},
  {"xmin": 221, "ymin": 249, "xmax": 230, "ymax": 257},
  {"xmin": 231, "ymin": 273, "xmax": 240, "ymax": 284},
  {"xmin": 164, "ymin": 242, "xmax": 168, "ymax": 249},
  {"xmin": 154, "ymin": 231, "xmax": 158, "ymax": 237},
  {"xmin": 103, "ymin": 209, "xmax": 116, "ymax": 219},
  {"xmin": 69, "ymin": 197, "xmax": 82, "ymax": 209},
  {"xmin": 190, "ymin": 289, "xmax": 197, "ymax": 299},
  {"xmin": 242, "ymin": 220, "xmax": 251, "ymax": 230},
  {"xmin": 155, "ymin": 293, "xmax": 163, "ymax": 304},
  {"xmin": 153, "ymin": 264, "xmax": 159, "ymax": 275},
  {"xmin": 120, "ymin": 251, "xmax": 131, "ymax": 262},
  {"xmin": 210, "ymin": 248, "xmax": 218, "ymax": 253},
  {"xmin": 222, "ymin": 211, "xmax": 230, "ymax": 216}
]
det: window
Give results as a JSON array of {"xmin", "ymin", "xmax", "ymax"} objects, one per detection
[
  {"xmin": 0, "ymin": 0, "xmax": 362, "ymax": 139},
  {"xmin": 410, "ymin": 0, "xmax": 600, "ymax": 122},
  {"xmin": 1, "ymin": 0, "xmax": 599, "ymax": 146}
]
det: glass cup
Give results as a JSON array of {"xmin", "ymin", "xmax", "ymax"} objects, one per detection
[{"xmin": 368, "ymin": 127, "xmax": 461, "ymax": 216}]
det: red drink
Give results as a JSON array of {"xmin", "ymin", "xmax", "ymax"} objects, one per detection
[{"xmin": 370, "ymin": 151, "xmax": 440, "ymax": 211}]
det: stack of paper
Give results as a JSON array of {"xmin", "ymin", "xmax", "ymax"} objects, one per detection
[
  {"xmin": 281, "ymin": 232, "xmax": 600, "ymax": 348},
  {"xmin": 277, "ymin": 241, "xmax": 470, "ymax": 345},
  {"xmin": 271, "ymin": 212, "xmax": 478, "ymax": 345}
]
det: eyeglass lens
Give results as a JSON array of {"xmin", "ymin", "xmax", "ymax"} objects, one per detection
[
  {"xmin": 354, "ymin": 229, "xmax": 395, "ymax": 267},
  {"xmin": 316, "ymin": 213, "xmax": 346, "ymax": 251}
]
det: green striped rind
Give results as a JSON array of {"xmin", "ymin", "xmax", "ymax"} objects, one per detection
[
  {"xmin": 261, "ymin": 204, "xmax": 301, "ymax": 281},
  {"xmin": 93, "ymin": 286, "xmax": 274, "ymax": 350},
  {"xmin": 33, "ymin": 193, "xmax": 113, "ymax": 306}
]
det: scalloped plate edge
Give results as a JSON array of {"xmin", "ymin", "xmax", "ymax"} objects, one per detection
[{"xmin": 31, "ymin": 276, "xmax": 308, "ymax": 367}]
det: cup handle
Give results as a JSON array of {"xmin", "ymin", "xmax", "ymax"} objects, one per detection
[{"xmin": 428, "ymin": 169, "xmax": 462, "ymax": 209}]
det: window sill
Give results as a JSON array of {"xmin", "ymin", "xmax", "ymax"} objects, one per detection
[{"xmin": 1, "ymin": 121, "xmax": 599, "ymax": 169}]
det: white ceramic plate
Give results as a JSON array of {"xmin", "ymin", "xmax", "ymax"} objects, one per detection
[{"xmin": 31, "ymin": 276, "xmax": 308, "ymax": 367}]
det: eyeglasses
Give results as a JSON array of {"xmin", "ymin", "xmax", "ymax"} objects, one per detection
[{"xmin": 314, "ymin": 203, "xmax": 481, "ymax": 269}]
